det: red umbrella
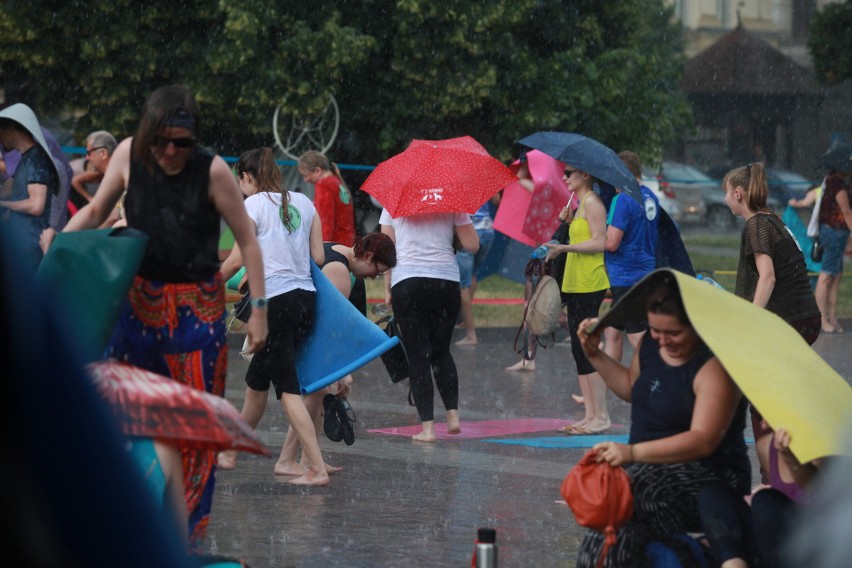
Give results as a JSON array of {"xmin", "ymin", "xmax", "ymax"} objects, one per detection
[
  {"xmin": 88, "ymin": 360, "xmax": 270, "ymax": 456},
  {"xmin": 361, "ymin": 136, "xmax": 517, "ymax": 217}
]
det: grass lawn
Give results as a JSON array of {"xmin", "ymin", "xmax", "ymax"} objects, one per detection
[{"xmin": 362, "ymin": 232, "xmax": 852, "ymax": 327}]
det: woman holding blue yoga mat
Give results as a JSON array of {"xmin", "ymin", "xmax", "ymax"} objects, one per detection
[
  {"xmin": 216, "ymin": 146, "xmax": 330, "ymax": 486},
  {"xmin": 57, "ymin": 85, "xmax": 268, "ymax": 549}
]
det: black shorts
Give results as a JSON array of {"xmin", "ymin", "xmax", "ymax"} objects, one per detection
[
  {"xmin": 245, "ymin": 289, "xmax": 315, "ymax": 398},
  {"xmin": 608, "ymin": 285, "xmax": 648, "ymax": 334}
]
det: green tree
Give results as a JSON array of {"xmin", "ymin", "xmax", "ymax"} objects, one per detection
[
  {"xmin": 809, "ymin": 0, "xmax": 852, "ymax": 86},
  {"xmin": 0, "ymin": 0, "xmax": 690, "ymax": 163}
]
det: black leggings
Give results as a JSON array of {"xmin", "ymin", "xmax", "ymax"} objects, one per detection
[
  {"xmin": 392, "ymin": 277, "xmax": 461, "ymax": 422},
  {"xmin": 566, "ymin": 290, "xmax": 607, "ymax": 375}
]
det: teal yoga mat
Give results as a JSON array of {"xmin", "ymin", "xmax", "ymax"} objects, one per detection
[
  {"xmin": 37, "ymin": 227, "xmax": 148, "ymax": 363},
  {"xmin": 486, "ymin": 435, "xmax": 755, "ymax": 449}
]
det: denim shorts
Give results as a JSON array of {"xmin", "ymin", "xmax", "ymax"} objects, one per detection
[
  {"xmin": 819, "ymin": 224, "xmax": 850, "ymax": 276},
  {"xmin": 456, "ymin": 229, "xmax": 495, "ymax": 288}
]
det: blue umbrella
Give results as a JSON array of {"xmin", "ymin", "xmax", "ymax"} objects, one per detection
[{"xmin": 517, "ymin": 132, "xmax": 641, "ymax": 203}]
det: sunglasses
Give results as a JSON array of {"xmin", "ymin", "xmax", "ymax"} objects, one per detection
[
  {"xmin": 152, "ymin": 136, "xmax": 196, "ymax": 149},
  {"xmin": 86, "ymin": 146, "xmax": 106, "ymax": 156},
  {"xmin": 564, "ymin": 169, "xmax": 580, "ymax": 177}
]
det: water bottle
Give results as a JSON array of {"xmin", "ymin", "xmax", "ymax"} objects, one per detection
[
  {"xmin": 532, "ymin": 239, "xmax": 559, "ymax": 259},
  {"xmin": 696, "ymin": 273, "xmax": 725, "ymax": 290},
  {"xmin": 473, "ymin": 527, "xmax": 497, "ymax": 568},
  {"xmin": 371, "ymin": 302, "xmax": 391, "ymax": 316}
]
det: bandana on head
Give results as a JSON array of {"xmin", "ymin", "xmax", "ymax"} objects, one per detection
[{"xmin": 162, "ymin": 109, "xmax": 196, "ymax": 133}]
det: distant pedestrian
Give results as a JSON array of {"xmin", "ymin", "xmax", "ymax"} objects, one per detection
[
  {"xmin": 455, "ymin": 198, "xmax": 497, "ymax": 346},
  {"xmin": 812, "ymin": 168, "xmax": 852, "ymax": 334},
  {"xmin": 0, "ymin": 103, "xmax": 61, "ymax": 271},
  {"xmin": 298, "ymin": 150, "xmax": 356, "ymax": 246}
]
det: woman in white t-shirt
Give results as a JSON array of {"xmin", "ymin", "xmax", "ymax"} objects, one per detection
[
  {"xmin": 380, "ymin": 209, "xmax": 479, "ymax": 442},
  {"xmin": 218, "ymin": 147, "xmax": 330, "ymax": 486}
]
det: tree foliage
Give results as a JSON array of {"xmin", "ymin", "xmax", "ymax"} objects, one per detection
[
  {"xmin": 809, "ymin": 0, "xmax": 852, "ymax": 86},
  {"xmin": 0, "ymin": 0, "xmax": 690, "ymax": 163}
]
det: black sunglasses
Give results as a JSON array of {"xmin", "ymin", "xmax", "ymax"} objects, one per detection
[
  {"xmin": 564, "ymin": 169, "xmax": 580, "ymax": 176},
  {"xmin": 152, "ymin": 136, "xmax": 196, "ymax": 149},
  {"xmin": 86, "ymin": 146, "xmax": 106, "ymax": 156}
]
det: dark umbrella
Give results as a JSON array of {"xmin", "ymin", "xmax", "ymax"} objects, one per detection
[
  {"xmin": 517, "ymin": 132, "xmax": 641, "ymax": 202},
  {"xmin": 820, "ymin": 142, "xmax": 852, "ymax": 171}
]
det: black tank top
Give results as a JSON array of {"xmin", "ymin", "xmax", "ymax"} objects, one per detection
[
  {"xmin": 125, "ymin": 145, "xmax": 220, "ymax": 282},
  {"xmin": 322, "ymin": 242, "xmax": 351, "ymax": 270},
  {"xmin": 630, "ymin": 334, "xmax": 749, "ymax": 484}
]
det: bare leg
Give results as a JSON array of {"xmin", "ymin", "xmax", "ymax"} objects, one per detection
[
  {"xmin": 280, "ymin": 393, "xmax": 329, "ymax": 486},
  {"xmin": 816, "ymin": 272, "xmax": 836, "ymax": 332},
  {"xmin": 455, "ymin": 287, "xmax": 478, "ymax": 345},
  {"xmin": 413, "ymin": 420, "xmax": 437, "ymax": 442},
  {"xmin": 446, "ymin": 408, "xmax": 461, "ymax": 434},
  {"xmin": 604, "ymin": 327, "xmax": 624, "ymax": 364},
  {"xmin": 218, "ymin": 386, "xmax": 269, "ymax": 470},
  {"xmin": 828, "ymin": 273, "xmax": 843, "ymax": 330},
  {"xmin": 274, "ymin": 426, "xmax": 306, "ymax": 476},
  {"xmin": 569, "ymin": 374, "xmax": 593, "ymax": 430},
  {"xmin": 581, "ymin": 372, "xmax": 611, "ymax": 433}
]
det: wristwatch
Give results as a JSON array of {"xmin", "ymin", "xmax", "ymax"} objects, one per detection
[{"xmin": 250, "ymin": 297, "xmax": 268, "ymax": 309}]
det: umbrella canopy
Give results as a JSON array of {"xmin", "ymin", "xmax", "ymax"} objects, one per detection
[
  {"xmin": 517, "ymin": 132, "xmax": 641, "ymax": 202},
  {"xmin": 88, "ymin": 360, "xmax": 270, "ymax": 455},
  {"xmin": 820, "ymin": 142, "xmax": 852, "ymax": 172},
  {"xmin": 361, "ymin": 136, "xmax": 516, "ymax": 217},
  {"xmin": 596, "ymin": 268, "xmax": 852, "ymax": 463}
]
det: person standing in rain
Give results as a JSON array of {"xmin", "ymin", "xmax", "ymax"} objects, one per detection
[
  {"xmin": 56, "ymin": 84, "xmax": 268, "ymax": 549},
  {"xmin": 0, "ymin": 103, "xmax": 60, "ymax": 271},
  {"xmin": 381, "ymin": 207, "xmax": 478, "ymax": 442},
  {"xmin": 601, "ymin": 151, "xmax": 660, "ymax": 365},
  {"xmin": 298, "ymin": 150, "xmax": 356, "ymax": 246}
]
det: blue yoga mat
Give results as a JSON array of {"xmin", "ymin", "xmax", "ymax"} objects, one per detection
[
  {"xmin": 486, "ymin": 435, "xmax": 755, "ymax": 449},
  {"xmin": 295, "ymin": 263, "xmax": 400, "ymax": 394}
]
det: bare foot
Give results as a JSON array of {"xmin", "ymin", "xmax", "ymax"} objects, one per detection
[
  {"xmin": 571, "ymin": 394, "xmax": 585, "ymax": 405},
  {"xmin": 582, "ymin": 417, "xmax": 612, "ymax": 433},
  {"xmin": 274, "ymin": 461, "xmax": 308, "ymax": 476},
  {"xmin": 325, "ymin": 463, "xmax": 344, "ymax": 474},
  {"xmin": 288, "ymin": 469, "xmax": 330, "ymax": 486},
  {"xmin": 412, "ymin": 431, "xmax": 437, "ymax": 442},
  {"xmin": 446, "ymin": 409, "xmax": 461, "ymax": 435},
  {"xmin": 455, "ymin": 336, "xmax": 478, "ymax": 346},
  {"xmin": 217, "ymin": 450, "xmax": 237, "ymax": 470},
  {"xmin": 505, "ymin": 359, "xmax": 535, "ymax": 372},
  {"xmin": 570, "ymin": 417, "xmax": 591, "ymax": 430}
]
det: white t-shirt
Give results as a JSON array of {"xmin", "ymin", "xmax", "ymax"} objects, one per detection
[
  {"xmin": 379, "ymin": 209, "xmax": 472, "ymax": 285},
  {"xmin": 244, "ymin": 191, "xmax": 316, "ymax": 298}
]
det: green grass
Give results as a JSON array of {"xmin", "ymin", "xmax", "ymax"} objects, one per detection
[{"xmin": 364, "ymin": 231, "xmax": 852, "ymax": 326}]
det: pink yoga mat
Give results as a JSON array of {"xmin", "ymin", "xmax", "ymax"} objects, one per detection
[{"xmin": 368, "ymin": 418, "xmax": 575, "ymax": 440}]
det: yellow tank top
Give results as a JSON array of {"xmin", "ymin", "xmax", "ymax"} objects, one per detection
[{"xmin": 562, "ymin": 193, "xmax": 610, "ymax": 293}]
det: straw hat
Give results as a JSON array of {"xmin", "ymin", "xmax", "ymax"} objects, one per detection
[{"xmin": 0, "ymin": 103, "xmax": 61, "ymax": 186}]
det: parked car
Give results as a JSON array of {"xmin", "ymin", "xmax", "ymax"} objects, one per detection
[{"xmin": 641, "ymin": 164, "xmax": 706, "ymax": 225}]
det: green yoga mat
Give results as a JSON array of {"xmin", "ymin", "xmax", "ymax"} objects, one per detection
[{"xmin": 37, "ymin": 227, "xmax": 148, "ymax": 363}]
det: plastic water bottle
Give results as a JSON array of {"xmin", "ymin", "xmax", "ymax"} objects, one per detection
[
  {"xmin": 532, "ymin": 239, "xmax": 559, "ymax": 259},
  {"xmin": 371, "ymin": 303, "xmax": 391, "ymax": 316},
  {"xmin": 473, "ymin": 527, "xmax": 497, "ymax": 568},
  {"xmin": 696, "ymin": 273, "xmax": 725, "ymax": 290}
]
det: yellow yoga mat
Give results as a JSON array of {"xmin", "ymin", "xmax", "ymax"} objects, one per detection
[{"xmin": 596, "ymin": 268, "xmax": 852, "ymax": 463}]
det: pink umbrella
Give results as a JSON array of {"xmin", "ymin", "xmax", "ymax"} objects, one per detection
[{"xmin": 522, "ymin": 150, "xmax": 572, "ymax": 244}]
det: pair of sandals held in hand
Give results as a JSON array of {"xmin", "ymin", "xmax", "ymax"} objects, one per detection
[{"xmin": 323, "ymin": 394, "xmax": 356, "ymax": 446}]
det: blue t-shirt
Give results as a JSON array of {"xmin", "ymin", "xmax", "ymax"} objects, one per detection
[
  {"xmin": 605, "ymin": 185, "xmax": 659, "ymax": 286},
  {"xmin": 2, "ymin": 145, "xmax": 55, "ymax": 255}
]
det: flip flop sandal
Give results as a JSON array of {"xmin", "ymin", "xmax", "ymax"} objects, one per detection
[
  {"xmin": 557, "ymin": 424, "xmax": 581, "ymax": 433},
  {"xmin": 335, "ymin": 397, "xmax": 357, "ymax": 446},
  {"xmin": 323, "ymin": 394, "xmax": 343, "ymax": 442}
]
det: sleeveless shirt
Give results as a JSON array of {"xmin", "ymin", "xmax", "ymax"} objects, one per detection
[
  {"xmin": 125, "ymin": 145, "xmax": 220, "ymax": 282},
  {"xmin": 630, "ymin": 334, "xmax": 749, "ymax": 481},
  {"xmin": 562, "ymin": 192, "xmax": 609, "ymax": 293}
]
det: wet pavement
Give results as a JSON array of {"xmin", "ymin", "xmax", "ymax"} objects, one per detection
[{"xmin": 204, "ymin": 323, "xmax": 851, "ymax": 568}]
